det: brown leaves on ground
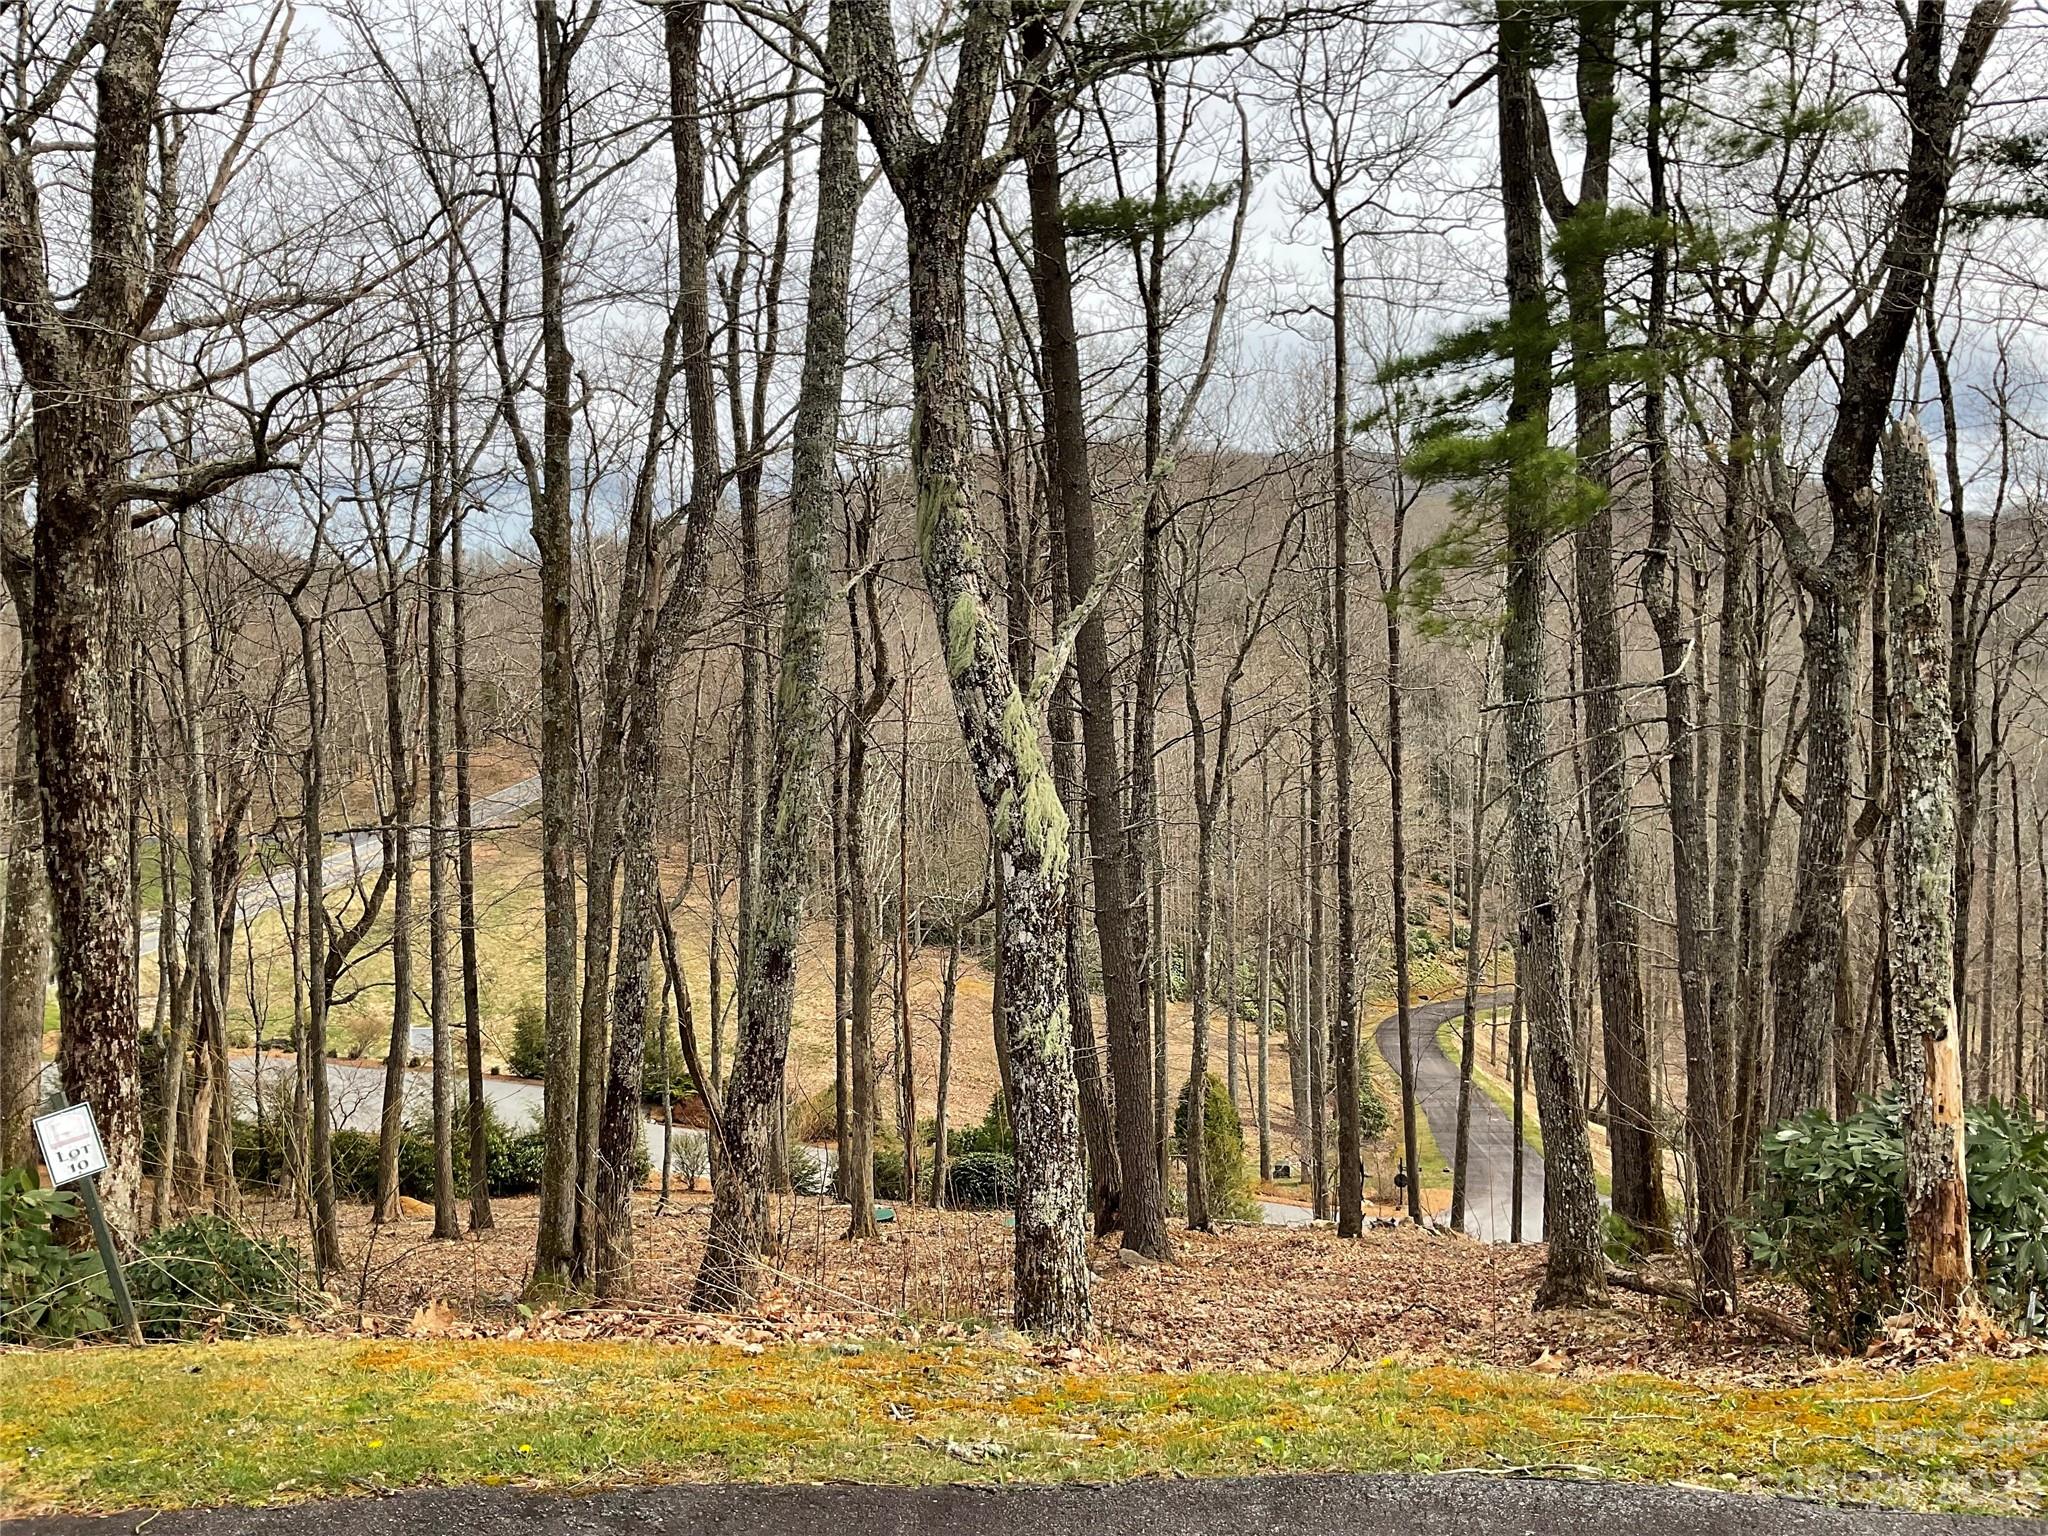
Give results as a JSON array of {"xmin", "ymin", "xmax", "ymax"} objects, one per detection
[
  {"xmin": 234, "ymin": 1189, "xmax": 1853, "ymax": 1384},
  {"xmin": 1865, "ymin": 1301, "xmax": 2042, "ymax": 1368}
]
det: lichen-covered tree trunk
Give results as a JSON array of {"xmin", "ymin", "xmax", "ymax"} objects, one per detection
[
  {"xmin": 837, "ymin": 0, "xmax": 1090, "ymax": 1334},
  {"xmin": 900, "ymin": 196, "xmax": 1089, "ymax": 1336},
  {"xmin": 1769, "ymin": 0, "xmax": 2007, "ymax": 1126},
  {"xmin": 687, "ymin": 8, "xmax": 857, "ymax": 1306},
  {"xmin": 1884, "ymin": 419, "xmax": 1972, "ymax": 1312},
  {"xmin": 1498, "ymin": 0, "xmax": 1606, "ymax": 1308}
]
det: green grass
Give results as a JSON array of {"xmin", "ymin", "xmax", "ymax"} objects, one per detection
[{"xmin": 2, "ymin": 1340, "xmax": 2043, "ymax": 1516}]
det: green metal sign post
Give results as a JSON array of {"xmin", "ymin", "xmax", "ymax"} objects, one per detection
[{"xmin": 33, "ymin": 1100, "xmax": 144, "ymax": 1347}]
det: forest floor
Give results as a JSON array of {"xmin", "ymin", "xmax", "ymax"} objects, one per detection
[{"xmin": 260, "ymin": 1192, "xmax": 1821, "ymax": 1380}]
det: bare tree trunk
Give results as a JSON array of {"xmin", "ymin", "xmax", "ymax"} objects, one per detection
[
  {"xmin": 1642, "ymin": 10, "xmax": 1734, "ymax": 1306},
  {"xmin": 1257, "ymin": 758, "xmax": 1274, "ymax": 1183},
  {"xmin": 895, "ymin": 671, "xmax": 918, "ymax": 1207},
  {"xmin": 0, "ymin": 483, "xmax": 47, "ymax": 1172},
  {"xmin": 290, "ymin": 573, "xmax": 342, "ymax": 1279},
  {"xmin": 1708, "ymin": 387, "xmax": 1756, "ymax": 1184},
  {"xmin": 1225, "ymin": 786, "xmax": 1239, "ymax": 1112},
  {"xmin": 1037, "ymin": 356, "xmax": 1117, "ymax": 1226},
  {"xmin": 371, "ymin": 545, "xmax": 416, "ymax": 1226},
  {"xmin": 1025, "ymin": 83, "xmax": 1161, "ymax": 1252},
  {"xmin": 1498, "ymin": 0, "xmax": 1605, "ymax": 1306},
  {"xmin": 1548, "ymin": 0, "xmax": 1667, "ymax": 1245},
  {"xmin": 1151, "ymin": 851, "xmax": 1169, "ymax": 1193},
  {"xmin": 425, "ymin": 402, "xmax": 460, "ymax": 1241},
  {"xmin": 832, "ymin": 719, "xmax": 851, "ymax": 1201},
  {"xmin": 931, "ymin": 923, "xmax": 961, "ymax": 1208},
  {"xmin": 1183, "ymin": 765, "xmax": 1217, "ymax": 1232},
  {"xmin": 453, "ymin": 507, "xmax": 491, "ymax": 1233},
  {"xmin": 3, "ymin": 0, "xmax": 176, "ymax": 1242},
  {"xmin": 1974, "ymin": 723, "xmax": 2004, "ymax": 1103},
  {"xmin": 842, "ymin": 535, "xmax": 890, "ymax": 1242},
  {"xmin": 1885, "ymin": 419, "xmax": 1972, "ymax": 1312},
  {"xmin": 1509, "ymin": 982, "xmax": 1526, "ymax": 1244},
  {"xmin": 530, "ymin": 0, "xmax": 587, "ymax": 1291},
  {"xmin": 2010, "ymin": 760, "xmax": 2027, "ymax": 1105},
  {"xmin": 1327, "ymin": 211, "xmax": 1364, "ymax": 1239},
  {"xmin": 1306, "ymin": 639, "xmax": 1330, "ymax": 1218},
  {"xmin": 1769, "ymin": 0, "xmax": 2007, "ymax": 1123},
  {"xmin": 1387, "ymin": 506, "xmax": 1420, "ymax": 1228},
  {"xmin": 174, "ymin": 508, "xmax": 227, "ymax": 1223},
  {"xmin": 1451, "ymin": 702, "xmax": 1492, "ymax": 1235},
  {"xmin": 0, "ymin": 646, "xmax": 45, "ymax": 1170}
]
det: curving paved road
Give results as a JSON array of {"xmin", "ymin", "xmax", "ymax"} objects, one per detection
[
  {"xmin": 15, "ymin": 1474, "xmax": 2031, "ymax": 1535},
  {"xmin": 137, "ymin": 775, "xmax": 542, "ymax": 965},
  {"xmin": 1375, "ymin": 993, "xmax": 1543, "ymax": 1243}
]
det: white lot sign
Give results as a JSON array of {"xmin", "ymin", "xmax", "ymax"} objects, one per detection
[{"xmin": 33, "ymin": 1102, "xmax": 109, "ymax": 1185}]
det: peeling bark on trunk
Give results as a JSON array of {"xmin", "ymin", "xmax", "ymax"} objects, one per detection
[
  {"xmin": 1885, "ymin": 419, "xmax": 1972, "ymax": 1313},
  {"xmin": 1769, "ymin": 0, "xmax": 2007, "ymax": 1123}
]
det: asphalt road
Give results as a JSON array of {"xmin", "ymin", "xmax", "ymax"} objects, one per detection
[
  {"xmin": 137, "ymin": 774, "xmax": 541, "ymax": 970},
  {"xmin": 1375, "ymin": 993, "xmax": 1543, "ymax": 1243},
  {"xmin": 15, "ymin": 1476, "xmax": 2033, "ymax": 1536}
]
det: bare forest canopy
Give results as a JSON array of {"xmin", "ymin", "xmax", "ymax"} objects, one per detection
[{"xmin": 0, "ymin": 0, "xmax": 2043, "ymax": 1344}]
